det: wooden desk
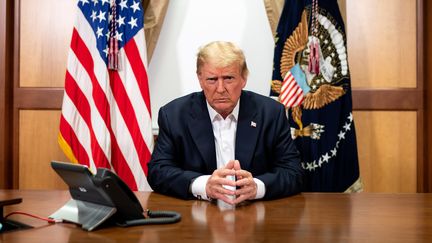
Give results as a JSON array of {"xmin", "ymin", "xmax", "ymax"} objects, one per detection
[{"xmin": 1, "ymin": 190, "xmax": 432, "ymax": 242}]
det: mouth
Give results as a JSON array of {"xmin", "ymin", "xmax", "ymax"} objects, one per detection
[{"xmin": 214, "ymin": 98, "xmax": 229, "ymax": 103}]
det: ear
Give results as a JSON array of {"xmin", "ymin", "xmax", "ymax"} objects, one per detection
[{"xmin": 241, "ymin": 77, "xmax": 247, "ymax": 89}]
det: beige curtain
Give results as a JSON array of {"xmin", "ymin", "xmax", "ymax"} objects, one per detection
[
  {"xmin": 142, "ymin": 0, "xmax": 290, "ymax": 60},
  {"xmin": 263, "ymin": 0, "xmax": 285, "ymax": 38},
  {"xmin": 143, "ymin": 0, "xmax": 170, "ymax": 62},
  {"xmin": 338, "ymin": 0, "xmax": 347, "ymax": 25},
  {"xmin": 143, "ymin": 0, "xmax": 284, "ymax": 60}
]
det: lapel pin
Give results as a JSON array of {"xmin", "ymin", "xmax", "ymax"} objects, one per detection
[{"xmin": 250, "ymin": 121, "xmax": 257, "ymax": 127}]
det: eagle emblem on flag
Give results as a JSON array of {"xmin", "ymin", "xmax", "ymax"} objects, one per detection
[{"xmin": 271, "ymin": 9, "xmax": 348, "ymax": 139}]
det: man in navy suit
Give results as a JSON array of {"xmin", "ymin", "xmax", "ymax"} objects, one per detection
[{"xmin": 148, "ymin": 41, "xmax": 303, "ymax": 205}]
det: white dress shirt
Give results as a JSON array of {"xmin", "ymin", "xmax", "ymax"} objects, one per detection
[{"xmin": 191, "ymin": 100, "xmax": 265, "ymax": 200}]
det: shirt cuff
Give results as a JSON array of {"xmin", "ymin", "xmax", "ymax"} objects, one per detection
[
  {"xmin": 191, "ymin": 175, "xmax": 212, "ymax": 201},
  {"xmin": 253, "ymin": 178, "xmax": 266, "ymax": 199}
]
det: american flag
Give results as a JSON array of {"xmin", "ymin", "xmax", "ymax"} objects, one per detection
[
  {"xmin": 279, "ymin": 64, "xmax": 308, "ymax": 108},
  {"xmin": 58, "ymin": 0, "xmax": 153, "ymax": 191}
]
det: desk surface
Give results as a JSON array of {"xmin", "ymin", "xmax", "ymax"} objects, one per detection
[{"xmin": 1, "ymin": 190, "xmax": 432, "ymax": 242}]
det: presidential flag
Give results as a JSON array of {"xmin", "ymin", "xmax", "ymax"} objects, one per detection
[
  {"xmin": 58, "ymin": 0, "xmax": 153, "ymax": 191},
  {"xmin": 271, "ymin": 0, "xmax": 362, "ymax": 192}
]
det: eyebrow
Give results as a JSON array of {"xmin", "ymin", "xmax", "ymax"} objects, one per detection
[{"xmin": 222, "ymin": 75, "xmax": 234, "ymax": 79}]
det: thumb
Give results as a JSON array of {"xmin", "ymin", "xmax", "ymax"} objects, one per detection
[
  {"xmin": 233, "ymin": 160, "xmax": 241, "ymax": 170},
  {"xmin": 225, "ymin": 160, "xmax": 235, "ymax": 169}
]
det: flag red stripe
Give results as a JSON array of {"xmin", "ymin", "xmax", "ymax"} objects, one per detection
[
  {"xmin": 109, "ymin": 71, "xmax": 152, "ymax": 174},
  {"xmin": 70, "ymin": 29, "xmax": 110, "ymax": 124},
  {"xmin": 285, "ymin": 80, "xmax": 298, "ymax": 99},
  {"xmin": 281, "ymin": 76, "xmax": 295, "ymax": 97},
  {"xmin": 281, "ymin": 75, "xmax": 293, "ymax": 91},
  {"xmin": 59, "ymin": 115, "xmax": 90, "ymax": 167},
  {"xmin": 110, "ymin": 136, "xmax": 138, "ymax": 191},
  {"xmin": 70, "ymin": 28, "xmax": 139, "ymax": 190},
  {"xmin": 289, "ymin": 89, "xmax": 304, "ymax": 107},
  {"xmin": 281, "ymin": 77, "xmax": 297, "ymax": 102},
  {"xmin": 123, "ymin": 38, "xmax": 152, "ymax": 116},
  {"xmin": 293, "ymin": 88, "xmax": 304, "ymax": 105},
  {"xmin": 286, "ymin": 86, "xmax": 302, "ymax": 107},
  {"xmin": 64, "ymin": 71, "xmax": 111, "ymax": 169},
  {"xmin": 279, "ymin": 71, "xmax": 305, "ymax": 108}
]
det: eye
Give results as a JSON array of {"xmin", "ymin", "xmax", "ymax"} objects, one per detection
[
  {"xmin": 223, "ymin": 76, "xmax": 235, "ymax": 83},
  {"xmin": 206, "ymin": 77, "xmax": 217, "ymax": 84}
]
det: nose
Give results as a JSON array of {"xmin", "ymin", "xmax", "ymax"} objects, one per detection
[{"xmin": 216, "ymin": 79, "xmax": 225, "ymax": 93}]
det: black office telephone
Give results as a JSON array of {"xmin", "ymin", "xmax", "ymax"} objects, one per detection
[{"xmin": 50, "ymin": 161, "xmax": 181, "ymax": 231}]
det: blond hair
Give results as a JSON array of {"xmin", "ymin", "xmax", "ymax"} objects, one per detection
[{"xmin": 196, "ymin": 41, "xmax": 249, "ymax": 79}]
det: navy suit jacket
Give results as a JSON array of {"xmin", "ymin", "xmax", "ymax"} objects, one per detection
[{"xmin": 148, "ymin": 90, "xmax": 303, "ymax": 200}]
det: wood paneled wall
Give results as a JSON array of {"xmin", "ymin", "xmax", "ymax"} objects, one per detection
[
  {"xmin": 19, "ymin": 110, "xmax": 68, "ymax": 189},
  {"xmin": 348, "ymin": 1, "xmax": 417, "ymax": 88},
  {"xmin": 0, "ymin": 0, "xmax": 7, "ymax": 188},
  {"xmin": 425, "ymin": 0, "xmax": 432, "ymax": 192},
  {"xmin": 0, "ymin": 0, "xmax": 429, "ymax": 191},
  {"xmin": 0, "ymin": 0, "xmax": 13, "ymax": 189},
  {"xmin": 346, "ymin": 0, "xmax": 422, "ymax": 192},
  {"xmin": 19, "ymin": 0, "xmax": 74, "ymax": 88},
  {"xmin": 355, "ymin": 111, "xmax": 417, "ymax": 192}
]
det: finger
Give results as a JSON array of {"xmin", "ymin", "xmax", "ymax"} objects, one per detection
[
  {"xmin": 235, "ymin": 179, "xmax": 256, "ymax": 192},
  {"xmin": 211, "ymin": 177, "xmax": 236, "ymax": 187},
  {"xmin": 210, "ymin": 189, "xmax": 236, "ymax": 201},
  {"xmin": 216, "ymin": 168, "xmax": 236, "ymax": 178},
  {"xmin": 235, "ymin": 169, "xmax": 252, "ymax": 179},
  {"xmin": 207, "ymin": 180, "xmax": 236, "ymax": 194},
  {"xmin": 235, "ymin": 185, "xmax": 255, "ymax": 196},
  {"xmin": 233, "ymin": 160, "xmax": 241, "ymax": 170},
  {"xmin": 233, "ymin": 194, "xmax": 249, "ymax": 204},
  {"xmin": 224, "ymin": 160, "xmax": 236, "ymax": 169},
  {"xmin": 235, "ymin": 177, "xmax": 254, "ymax": 187},
  {"xmin": 208, "ymin": 186, "xmax": 236, "ymax": 204},
  {"xmin": 211, "ymin": 169, "xmax": 236, "ymax": 181},
  {"xmin": 235, "ymin": 169, "xmax": 252, "ymax": 177},
  {"xmin": 234, "ymin": 187, "xmax": 257, "ymax": 204},
  {"xmin": 218, "ymin": 194, "xmax": 235, "ymax": 205},
  {"xmin": 207, "ymin": 186, "xmax": 233, "ymax": 200},
  {"xmin": 219, "ymin": 186, "xmax": 236, "ymax": 196},
  {"xmin": 210, "ymin": 191, "xmax": 227, "ymax": 201},
  {"xmin": 235, "ymin": 179, "xmax": 257, "ymax": 199}
]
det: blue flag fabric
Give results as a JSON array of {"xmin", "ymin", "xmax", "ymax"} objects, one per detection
[{"xmin": 271, "ymin": 0, "xmax": 362, "ymax": 192}]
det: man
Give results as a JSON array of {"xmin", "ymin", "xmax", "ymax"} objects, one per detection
[{"xmin": 148, "ymin": 41, "xmax": 303, "ymax": 205}]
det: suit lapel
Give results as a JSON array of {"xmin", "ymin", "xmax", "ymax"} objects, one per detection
[
  {"xmin": 235, "ymin": 91, "xmax": 259, "ymax": 170},
  {"xmin": 187, "ymin": 92, "xmax": 217, "ymax": 173}
]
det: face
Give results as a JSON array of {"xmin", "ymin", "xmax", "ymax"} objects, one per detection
[{"xmin": 198, "ymin": 62, "xmax": 246, "ymax": 118}]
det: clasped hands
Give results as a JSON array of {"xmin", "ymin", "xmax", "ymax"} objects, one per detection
[{"xmin": 206, "ymin": 160, "xmax": 257, "ymax": 205}]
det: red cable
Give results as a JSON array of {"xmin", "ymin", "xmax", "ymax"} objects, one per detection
[{"xmin": 4, "ymin": 211, "xmax": 62, "ymax": 224}]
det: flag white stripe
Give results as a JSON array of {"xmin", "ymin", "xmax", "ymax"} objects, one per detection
[
  {"xmin": 283, "ymin": 78, "xmax": 296, "ymax": 96},
  {"xmin": 285, "ymin": 82, "xmax": 299, "ymax": 102},
  {"xmin": 134, "ymin": 29, "xmax": 148, "ymax": 69},
  {"xmin": 66, "ymin": 50, "xmax": 112, "ymax": 164},
  {"xmin": 280, "ymin": 74, "xmax": 295, "ymax": 100},
  {"xmin": 109, "ymin": 99, "xmax": 150, "ymax": 191},
  {"xmin": 286, "ymin": 87, "xmax": 303, "ymax": 107},
  {"xmin": 281, "ymin": 74, "xmax": 293, "ymax": 91},
  {"xmin": 61, "ymin": 93, "xmax": 96, "ymax": 172},
  {"xmin": 120, "ymin": 47, "xmax": 154, "ymax": 151}
]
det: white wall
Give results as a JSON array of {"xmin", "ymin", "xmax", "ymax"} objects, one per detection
[{"xmin": 148, "ymin": 0, "xmax": 274, "ymax": 130}]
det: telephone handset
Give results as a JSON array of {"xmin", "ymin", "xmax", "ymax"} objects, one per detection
[{"xmin": 50, "ymin": 161, "xmax": 181, "ymax": 231}]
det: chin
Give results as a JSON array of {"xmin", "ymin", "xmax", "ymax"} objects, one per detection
[{"xmin": 214, "ymin": 106, "xmax": 232, "ymax": 114}]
